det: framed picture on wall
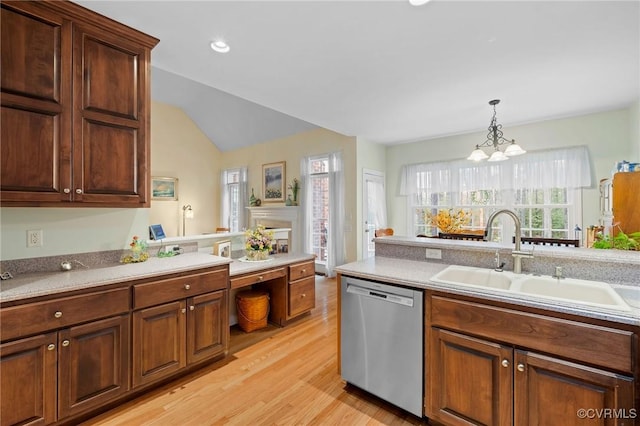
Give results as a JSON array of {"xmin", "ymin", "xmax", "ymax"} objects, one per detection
[
  {"xmin": 262, "ymin": 161, "xmax": 286, "ymax": 203},
  {"xmin": 151, "ymin": 177, "xmax": 178, "ymax": 200},
  {"xmin": 277, "ymin": 239, "xmax": 289, "ymax": 254},
  {"xmin": 213, "ymin": 240, "xmax": 231, "ymax": 258}
]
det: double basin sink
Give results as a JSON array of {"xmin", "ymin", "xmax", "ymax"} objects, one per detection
[{"xmin": 431, "ymin": 265, "xmax": 631, "ymax": 312}]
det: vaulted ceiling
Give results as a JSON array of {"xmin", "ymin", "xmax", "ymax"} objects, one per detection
[{"xmin": 77, "ymin": 0, "xmax": 639, "ymax": 152}]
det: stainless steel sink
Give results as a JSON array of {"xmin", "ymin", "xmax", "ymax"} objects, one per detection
[
  {"xmin": 430, "ymin": 265, "xmax": 631, "ymax": 312},
  {"xmin": 510, "ymin": 276, "xmax": 632, "ymax": 311},
  {"xmin": 430, "ymin": 265, "xmax": 513, "ymax": 290}
]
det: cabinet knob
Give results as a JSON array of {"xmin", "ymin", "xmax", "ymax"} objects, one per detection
[
  {"xmin": 62, "ymin": 340, "xmax": 70, "ymax": 347},
  {"xmin": 258, "ymin": 276, "xmax": 263, "ymax": 281},
  {"xmin": 181, "ymin": 308, "xmax": 186, "ymax": 314},
  {"xmin": 75, "ymin": 188, "xmax": 83, "ymax": 194},
  {"xmin": 501, "ymin": 359, "xmax": 509, "ymax": 368},
  {"xmin": 63, "ymin": 188, "xmax": 71, "ymax": 194},
  {"xmin": 301, "ymin": 269, "xmax": 306, "ymax": 274},
  {"xmin": 47, "ymin": 344, "xmax": 56, "ymax": 351},
  {"xmin": 184, "ymin": 284, "xmax": 191, "ymax": 290},
  {"xmin": 517, "ymin": 363, "xmax": 525, "ymax": 372},
  {"xmin": 54, "ymin": 311, "xmax": 63, "ymax": 318},
  {"xmin": 189, "ymin": 305, "xmax": 194, "ymax": 311},
  {"xmin": 301, "ymin": 293, "xmax": 306, "ymax": 298}
]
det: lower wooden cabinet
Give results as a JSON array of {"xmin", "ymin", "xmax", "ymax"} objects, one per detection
[
  {"xmin": 132, "ymin": 290, "xmax": 228, "ymax": 388},
  {"xmin": 426, "ymin": 292, "xmax": 637, "ymax": 426},
  {"xmin": 0, "ymin": 314, "xmax": 129, "ymax": 426},
  {"xmin": 288, "ymin": 260, "xmax": 315, "ymax": 318}
]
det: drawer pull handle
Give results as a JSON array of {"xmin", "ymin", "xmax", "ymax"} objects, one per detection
[
  {"xmin": 75, "ymin": 188, "xmax": 83, "ymax": 194},
  {"xmin": 47, "ymin": 344, "xmax": 55, "ymax": 351},
  {"xmin": 517, "ymin": 363, "xmax": 525, "ymax": 372},
  {"xmin": 258, "ymin": 276, "xmax": 263, "ymax": 281},
  {"xmin": 54, "ymin": 311, "xmax": 63, "ymax": 319},
  {"xmin": 181, "ymin": 308, "xmax": 186, "ymax": 314},
  {"xmin": 301, "ymin": 269, "xmax": 306, "ymax": 274},
  {"xmin": 501, "ymin": 359, "xmax": 509, "ymax": 368},
  {"xmin": 62, "ymin": 340, "xmax": 70, "ymax": 347},
  {"xmin": 190, "ymin": 305, "xmax": 194, "ymax": 311},
  {"xmin": 63, "ymin": 188, "xmax": 71, "ymax": 194},
  {"xmin": 184, "ymin": 284, "xmax": 191, "ymax": 290},
  {"xmin": 301, "ymin": 294, "xmax": 306, "ymax": 298}
]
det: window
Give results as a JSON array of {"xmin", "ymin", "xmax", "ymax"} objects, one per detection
[
  {"xmin": 309, "ymin": 156, "xmax": 329, "ymax": 263},
  {"xmin": 221, "ymin": 168, "xmax": 247, "ymax": 232},
  {"xmin": 402, "ymin": 146, "xmax": 591, "ymax": 243}
]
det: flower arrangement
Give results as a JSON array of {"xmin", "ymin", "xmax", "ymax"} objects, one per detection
[
  {"xmin": 288, "ymin": 178, "xmax": 300, "ymax": 205},
  {"xmin": 244, "ymin": 225, "xmax": 274, "ymax": 260},
  {"xmin": 121, "ymin": 235, "xmax": 149, "ymax": 263},
  {"xmin": 425, "ymin": 208, "xmax": 470, "ymax": 234}
]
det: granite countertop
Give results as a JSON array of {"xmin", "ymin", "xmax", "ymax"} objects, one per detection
[
  {"xmin": 336, "ymin": 256, "xmax": 640, "ymax": 326},
  {"xmin": 0, "ymin": 252, "xmax": 314, "ymax": 304}
]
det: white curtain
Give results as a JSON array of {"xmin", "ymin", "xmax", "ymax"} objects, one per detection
[
  {"xmin": 327, "ymin": 151, "xmax": 346, "ymax": 277},
  {"xmin": 299, "ymin": 158, "xmax": 313, "ymax": 255},
  {"xmin": 220, "ymin": 167, "xmax": 248, "ymax": 232},
  {"xmin": 400, "ymin": 145, "xmax": 592, "ymax": 195}
]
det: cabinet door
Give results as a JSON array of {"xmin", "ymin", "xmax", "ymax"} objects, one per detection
[
  {"xmin": 71, "ymin": 23, "xmax": 150, "ymax": 206},
  {"xmin": 0, "ymin": 333, "xmax": 57, "ymax": 426},
  {"xmin": 514, "ymin": 350, "xmax": 635, "ymax": 426},
  {"xmin": 58, "ymin": 315, "xmax": 130, "ymax": 419},
  {"xmin": 187, "ymin": 291, "xmax": 228, "ymax": 365},
  {"xmin": 0, "ymin": 2, "xmax": 72, "ymax": 203},
  {"xmin": 427, "ymin": 328, "xmax": 513, "ymax": 426},
  {"xmin": 132, "ymin": 301, "xmax": 186, "ymax": 388}
]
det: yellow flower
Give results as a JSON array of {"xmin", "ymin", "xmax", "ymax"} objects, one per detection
[{"xmin": 425, "ymin": 208, "xmax": 470, "ymax": 233}]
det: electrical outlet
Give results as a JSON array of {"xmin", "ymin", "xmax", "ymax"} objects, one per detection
[
  {"xmin": 425, "ymin": 248, "xmax": 442, "ymax": 259},
  {"xmin": 27, "ymin": 229, "xmax": 43, "ymax": 248}
]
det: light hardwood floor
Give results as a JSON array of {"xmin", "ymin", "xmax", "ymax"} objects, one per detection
[{"xmin": 80, "ymin": 276, "xmax": 426, "ymax": 426}]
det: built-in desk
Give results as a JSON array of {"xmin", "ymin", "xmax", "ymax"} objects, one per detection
[{"xmin": 229, "ymin": 254, "xmax": 316, "ymax": 326}]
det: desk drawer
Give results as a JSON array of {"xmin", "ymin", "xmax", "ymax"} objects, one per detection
[
  {"xmin": 289, "ymin": 276, "xmax": 315, "ymax": 317},
  {"xmin": 1, "ymin": 288, "xmax": 129, "ymax": 341},
  {"xmin": 133, "ymin": 268, "xmax": 228, "ymax": 309},
  {"xmin": 230, "ymin": 268, "xmax": 286, "ymax": 290},
  {"xmin": 289, "ymin": 260, "xmax": 314, "ymax": 281}
]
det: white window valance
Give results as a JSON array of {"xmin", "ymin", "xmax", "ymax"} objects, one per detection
[{"xmin": 400, "ymin": 146, "xmax": 592, "ymax": 195}]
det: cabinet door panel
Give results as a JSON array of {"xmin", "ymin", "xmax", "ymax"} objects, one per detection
[
  {"xmin": 58, "ymin": 315, "xmax": 130, "ymax": 419},
  {"xmin": 132, "ymin": 301, "xmax": 186, "ymax": 388},
  {"xmin": 427, "ymin": 328, "xmax": 512, "ymax": 426},
  {"xmin": 0, "ymin": 333, "xmax": 57, "ymax": 426},
  {"xmin": 187, "ymin": 291, "xmax": 228, "ymax": 364},
  {"xmin": 515, "ymin": 350, "xmax": 635, "ymax": 426},
  {"xmin": 1, "ymin": 4, "xmax": 62, "ymax": 102}
]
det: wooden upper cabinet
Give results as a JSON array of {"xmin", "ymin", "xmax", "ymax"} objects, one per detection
[
  {"xmin": 0, "ymin": 0, "xmax": 158, "ymax": 207},
  {"xmin": 612, "ymin": 172, "xmax": 640, "ymax": 235}
]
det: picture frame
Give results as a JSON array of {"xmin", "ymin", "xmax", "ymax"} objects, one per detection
[
  {"xmin": 213, "ymin": 240, "xmax": 231, "ymax": 258},
  {"xmin": 262, "ymin": 161, "xmax": 286, "ymax": 203},
  {"xmin": 149, "ymin": 224, "xmax": 167, "ymax": 240},
  {"xmin": 276, "ymin": 239, "xmax": 289, "ymax": 254},
  {"xmin": 151, "ymin": 177, "xmax": 178, "ymax": 200}
]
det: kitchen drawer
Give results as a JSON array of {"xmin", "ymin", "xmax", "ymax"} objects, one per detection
[
  {"xmin": 133, "ymin": 268, "xmax": 228, "ymax": 309},
  {"xmin": 289, "ymin": 260, "xmax": 314, "ymax": 281},
  {"xmin": 1, "ymin": 288, "xmax": 129, "ymax": 342},
  {"xmin": 429, "ymin": 295, "xmax": 634, "ymax": 373},
  {"xmin": 230, "ymin": 267, "xmax": 286, "ymax": 290},
  {"xmin": 289, "ymin": 276, "xmax": 315, "ymax": 317}
]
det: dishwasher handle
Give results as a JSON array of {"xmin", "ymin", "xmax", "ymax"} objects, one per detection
[{"xmin": 346, "ymin": 283, "xmax": 414, "ymax": 307}]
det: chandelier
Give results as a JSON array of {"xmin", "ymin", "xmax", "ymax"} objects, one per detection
[{"xmin": 467, "ymin": 99, "xmax": 526, "ymax": 162}]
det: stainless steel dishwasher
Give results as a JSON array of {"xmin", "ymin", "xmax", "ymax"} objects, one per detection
[{"xmin": 340, "ymin": 276, "xmax": 424, "ymax": 417}]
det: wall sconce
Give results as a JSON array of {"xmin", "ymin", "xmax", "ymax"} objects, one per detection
[{"xmin": 182, "ymin": 204, "xmax": 193, "ymax": 236}]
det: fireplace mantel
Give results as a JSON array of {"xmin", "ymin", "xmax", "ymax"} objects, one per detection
[{"xmin": 247, "ymin": 206, "xmax": 301, "ymax": 253}]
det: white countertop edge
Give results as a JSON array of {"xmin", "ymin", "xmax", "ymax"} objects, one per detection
[{"xmin": 335, "ymin": 257, "xmax": 640, "ymax": 326}]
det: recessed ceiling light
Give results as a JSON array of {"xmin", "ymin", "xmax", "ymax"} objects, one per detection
[
  {"xmin": 409, "ymin": 0, "xmax": 431, "ymax": 5},
  {"xmin": 210, "ymin": 40, "xmax": 230, "ymax": 53}
]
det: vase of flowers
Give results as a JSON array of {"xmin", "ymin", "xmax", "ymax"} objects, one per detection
[
  {"xmin": 288, "ymin": 178, "xmax": 300, "ymax": 206},
  {"xmin": 121, "ymin": 235, "xmax": 149, "ymax": 263},
  {"xmin": 244, "ymin": 225, "xmax": 274, "ymax": 261},
  {"xmin": 425, "ymin": 208, "xmax": 470, "ymax": 234}
]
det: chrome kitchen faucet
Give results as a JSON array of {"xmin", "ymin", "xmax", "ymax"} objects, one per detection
[{"xmin": 485, "ymin": 209, "xmax": 534, "ymax": 274}]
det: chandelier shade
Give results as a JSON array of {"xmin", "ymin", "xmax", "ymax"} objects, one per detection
[{"xmin": 467, "ymin": 99, "xmax": 526, "ymax": 162}]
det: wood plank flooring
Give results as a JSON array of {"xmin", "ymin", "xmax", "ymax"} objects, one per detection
[{"xmin": 80, "ymin": 276, "xmax": 426, "ymax": 426}]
